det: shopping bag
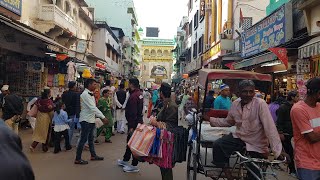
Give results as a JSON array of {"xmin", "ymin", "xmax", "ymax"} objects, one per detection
[
  {"xmin": 27, "ymin": 104, "xmax": 38, "ymax": 118},
  {"xmin": 95, "ymin": 118, "xmax": 104, "ymax": 128},
  {"xmin": 149, "ymin": 128, "xmax": 162, "ymax": 158},
  {"xmin": 128, "ymin": 123, "xmax": 156, "ymax": 157}
]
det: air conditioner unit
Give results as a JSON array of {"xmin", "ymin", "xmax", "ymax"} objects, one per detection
[{"xmin": 205, "ymin": 2, "xmax": 212, "ymax": 11}]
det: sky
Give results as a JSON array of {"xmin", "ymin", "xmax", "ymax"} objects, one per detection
[{"xmin": 133, "ymin": 0, "xmax": 188, "ymax": 39}]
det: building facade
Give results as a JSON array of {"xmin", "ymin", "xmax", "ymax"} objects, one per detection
[
  {"xmin": 86, "ymin": 0, "xmax": 139, "ymax": 78},
  {"xmin": 141, "ymin": 38, "xmax": 175, "ymax": 87}
]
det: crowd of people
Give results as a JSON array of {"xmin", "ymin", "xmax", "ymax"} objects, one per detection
[{"xmin": 0, "ymin": 77, "xmax": 320, "ymax": 180}]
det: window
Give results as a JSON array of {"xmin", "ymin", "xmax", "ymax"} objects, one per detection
[
  {"xmin": 107, "ymin": 48, "xmax": 111, "ymax": 58},
  {"xmin": 189, "ymin": 20, "xmax": 193, "ymax": 36},
  {"xmin": 193, "ymin": 42, "xmax": 198, "ymax": 58},
  {"xmin": 194, "ymin": 11, "xmax": 199, "ymax": 29},
  {"xmin": 198, "ymin": 35, "xmax": 204, "ymax": 54},
  {"xmin": 242, "ymin": 17, "xmax": 253, "ymax": 30}
]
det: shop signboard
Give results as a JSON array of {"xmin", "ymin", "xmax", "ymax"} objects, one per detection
[
  {"xmin": 0, "ymin": 0, "xmax": 22, "ymax": 15},
  {"xmin": 77, "ymin": 40, "xmax": 87, "ymax": 53},
  {"xmin": 200, "ymin": 0, "xmax": 205, "ymax": 20},
  {"xmin": 234, "ymin": 52, "xmax": 277, "ymax": 69},
  {"xmin": 241, "ymin": 3, "xmax": 292, "ymax": 58}
]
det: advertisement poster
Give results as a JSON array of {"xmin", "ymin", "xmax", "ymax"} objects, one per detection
[
  {"xmin": 0, "ymin": 0, "xmax": 22, "ymax": 15},
  {"xmin": 241, "ymin": 5, "xmax": 286, "ymax": 58}
]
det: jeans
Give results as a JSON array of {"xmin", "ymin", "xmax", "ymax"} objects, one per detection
[
  {"xmin": 76, "ymin": 122, "xmax": 96, "ymax": 161},
  {"xmin": 68, "ymin": 116, "xmax": 79, "ymax": 145},
  {"xmin": 297, "ymin": 168, "xmax": 320, "ymax": 180},
  {"xmin": 123, "ymin": 131, "xmax": 139, "ymax": 166},
  {"xmin": 54, "ymin": 129, "xmax": 71, "ymax": 153}
]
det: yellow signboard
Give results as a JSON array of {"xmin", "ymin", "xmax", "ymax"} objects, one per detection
[{"xmin": 204, "ymin": 42, "xmax": 221, "ymax": 61}]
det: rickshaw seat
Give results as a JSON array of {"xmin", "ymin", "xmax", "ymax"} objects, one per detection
[{"xmin": 205, "ymin": 109, "xmax": 229, "ymax": 119}]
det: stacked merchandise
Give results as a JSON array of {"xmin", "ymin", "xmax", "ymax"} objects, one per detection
[
  {"xmin": 128, "ymin": 124, "xmax": 188, "ymax": 168},
  {"xmin": 46, "ymin": 62, "xmax": 69, "ymax": 99},
  {"xmin": 6, "ymin": 61, "xmax": 42, "ymax": 96}
]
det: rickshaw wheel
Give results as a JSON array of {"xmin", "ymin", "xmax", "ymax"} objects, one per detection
[{"xmin": 187, "ymin": 145, "xmax": 197, "ymax": 180}]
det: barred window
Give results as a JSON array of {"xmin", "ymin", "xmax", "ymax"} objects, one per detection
[{"xmin": 242, "ymin": 17, "xmax": 253, "ymax": 30}]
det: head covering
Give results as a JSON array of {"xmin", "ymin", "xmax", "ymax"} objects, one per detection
[
  {"xmin": 306, "ymin": 77, "xmax": 320, "ymax": 95},
  {"xmin": 1, "ymin": 85, "xmax": 9, "ymax": 91},
  {"xmin": 145, "ymin": 88, "xmax": 148, "ymax": 91},
  {"xmin": 160, "ymin": 83, "xmax": 172, "ymax": 93},
  {"xmin": 220, "ymin": 84, "xmax": 229, "ymax": 91}
]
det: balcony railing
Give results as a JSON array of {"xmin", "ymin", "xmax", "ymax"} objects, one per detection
[{"xmin": 39, "ymin": 4, "xmax": 77, "ymax": 35}]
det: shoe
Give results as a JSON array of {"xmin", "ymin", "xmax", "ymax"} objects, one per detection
[
  {"xmin": 117, "ymin": 159, "xmax": 130, "ymax": 167},
  {"xmin": 112, "ymin": 133, "xmax": 115, "ymax": 136},
  {"xmin": 74, "ymin": 159, "xmax": 88, "ymax": 165},
  {"xmin": 105, "ymin": 139, "xmax": 112, "ymax": 143},
  {"xmin": 120, "ymin": 131, "xmax": 125, "ymax": 134},
  {"xmin": 289, "ymin": 173, "xmax": 297, "ymax": 178},
  {"xmin": 66, "ymin": 147, "xmax": 72, "ymax": 152},
  {"xmin": 123, "ymin": 165, "xmax": 139, "ymax": 173},
  {"xmin": 91, "ymin": 155, "xmax": 104, "ymax": 161},
  {"xmin": 53, "ymin": 149, "xmax": 61, "ymax": 154},
  {"xmin": 94, "ymin": 140, "xmax": 100, "ymax": 145}
]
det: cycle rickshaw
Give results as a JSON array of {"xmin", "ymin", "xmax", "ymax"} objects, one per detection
[{"xmin": 186, "ymin": 69, "xmax": 286, "ymax": 180}]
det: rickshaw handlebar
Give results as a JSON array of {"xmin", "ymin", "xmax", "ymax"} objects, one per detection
[{"xmin": 234, "ymin": 151, "xmax": 286, "ymax": 164}]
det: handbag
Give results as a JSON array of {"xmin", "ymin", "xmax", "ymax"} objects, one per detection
[
  {"xmin": 128, "ymin": 123, "xmax": 156, "ymax": 157},
  {"xmin": 27, "ymin": 104, "xmax": 38, "ymax": 118},
  {"xmin": 95, "ymin": 118, "xmax": 104, "ymax": 128}
]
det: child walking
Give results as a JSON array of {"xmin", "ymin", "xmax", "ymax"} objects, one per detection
[{"xmin": 53, "ymin": 102, "xmax": 72, "ymax": 154}]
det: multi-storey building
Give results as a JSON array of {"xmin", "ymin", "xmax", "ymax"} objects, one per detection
[
  {"xmin": 141, "ymin": 38, "xmax": 175, "ymax": 87},
  {"xmin": 86, "ymin": 0, "xmax": 139, "ymax": 78}
]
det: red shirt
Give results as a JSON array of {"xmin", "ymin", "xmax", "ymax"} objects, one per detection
[{"xmin": 291, "ymin": 101, "xmax": 320, "ymax": 170}]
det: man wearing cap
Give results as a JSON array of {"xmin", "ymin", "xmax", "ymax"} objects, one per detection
[
  {"xmin": 214, "ymin": 84, "xmax": 232, "ymax": 110},
  {"xmin": 1, "ymin": 85, "xmax": 23, "ymax": 134},
  {"xmin": 62, "ymin": 81, "xmax": 81, "ymax": 145},
  {"xmin": 291, "ymin": 77, "xmax": 320, "ymax": 180}
]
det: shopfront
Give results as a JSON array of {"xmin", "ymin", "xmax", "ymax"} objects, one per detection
[
  {"xmin": 0, "ymin": 14, "xmax": 68, "ymax": 98},
  {"xmin": 203, "ymin": 39, "xmax": 235, "ymax": 69}
]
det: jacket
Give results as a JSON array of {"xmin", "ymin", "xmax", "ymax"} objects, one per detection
[
  {"xmin": 157, "ymin": 98, "xmax": 178, "ymax": 130},
  {"xmin": 125, "ymin": 89, "xmax": 143, "ymax": 129},
  {"xmin": 276, "ymin": 101, "xmax": 293, "ymax": 136},
  {"xmin": 2, "ymin": 94, "xmax": 23, "ymax": 120},
  {"xmin": 62, "ymin": 90, "xmax": 80, "ymax": 118}
]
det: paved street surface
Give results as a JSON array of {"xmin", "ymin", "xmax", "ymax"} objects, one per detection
[{"xmin": 20, "ymin": 129, "xmax": 296, "ymax": 180}]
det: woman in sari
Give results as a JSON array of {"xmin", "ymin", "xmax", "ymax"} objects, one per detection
[
  {"xmin": 30, "ymin": 89, "xmax": 54, "ymax": 152},
  {"xmin": 97, "ymin": 89, "xmax": 113, "ymax": 143}
]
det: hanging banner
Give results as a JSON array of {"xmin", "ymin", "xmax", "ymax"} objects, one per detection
[
  {"xmin": 241, "ymin": 3, "xmax": 293, "ymax": 58},
  {"xmin": 225, "ymin": 62, "xmax": 235, "ymax": 70},
  {"xmin": 268, "ymin": 47, "xmax": 288, "ymax": 69},
  {"xmin": 0, "ymin": 0, "xmax": 22, "ymax": 15}
]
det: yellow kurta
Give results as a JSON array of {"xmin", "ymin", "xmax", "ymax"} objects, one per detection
[{"xmin": 32, "ymin": 111, "xmax": 53, "ymax": 144}]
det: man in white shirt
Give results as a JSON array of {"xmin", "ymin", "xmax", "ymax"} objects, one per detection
[{"xmin": 75, "ymin": 79, "xmax": 108, "ymax": 165}]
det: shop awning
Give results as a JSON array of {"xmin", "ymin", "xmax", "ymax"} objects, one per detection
[
  {"xmin": 233, "ymin": 52, "xmax": 278, "ymax": 69},
  {"xmin": 0, "ymin": 15, "xmax": 67, "ymax": 52},
  {"xmin": 298, "ymin": 36, "xmax": 320, "ymax": 59}
]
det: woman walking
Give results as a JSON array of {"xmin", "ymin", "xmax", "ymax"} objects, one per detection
[
  {"xmin": 97, "ymin": 89, "xmax": 113, "ymax": 143},
  {"xmin": 30, "ymin": 88, "xmax": 54, "ymax": 152}
]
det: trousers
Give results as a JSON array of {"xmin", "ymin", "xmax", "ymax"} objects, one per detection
[
  {"xmin": 160, "ymin": 168, "xmax": 173, "ymax": 180},
  {"xmin": 54, "ymin": 129, "xmax": 71, "ymax": 153},
  {"xmin": 123, "ymin": 131, "xmax": 139, "ymax": 166}
]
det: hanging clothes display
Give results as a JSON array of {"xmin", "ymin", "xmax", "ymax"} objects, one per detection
[{"xmin": 66, "ymin": 61, "xmax": 75, "ymax": 81}]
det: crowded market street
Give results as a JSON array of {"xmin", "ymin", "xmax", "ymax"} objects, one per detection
[
  {"xmin": 20, "ymin": 128, "xmax": 295, "ymax": 180},
  {"xmin": 1, "ymin": 0, "xmax": 320, "ymax": 179}
]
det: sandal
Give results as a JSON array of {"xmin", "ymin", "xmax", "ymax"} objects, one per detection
[
  {"xmin": 29, "ymin": 146, "xmax": 35, "ymax": 152},
  {"xmin": 74, "ymin": 159, "xmax": 88, "ymax": 165}
]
